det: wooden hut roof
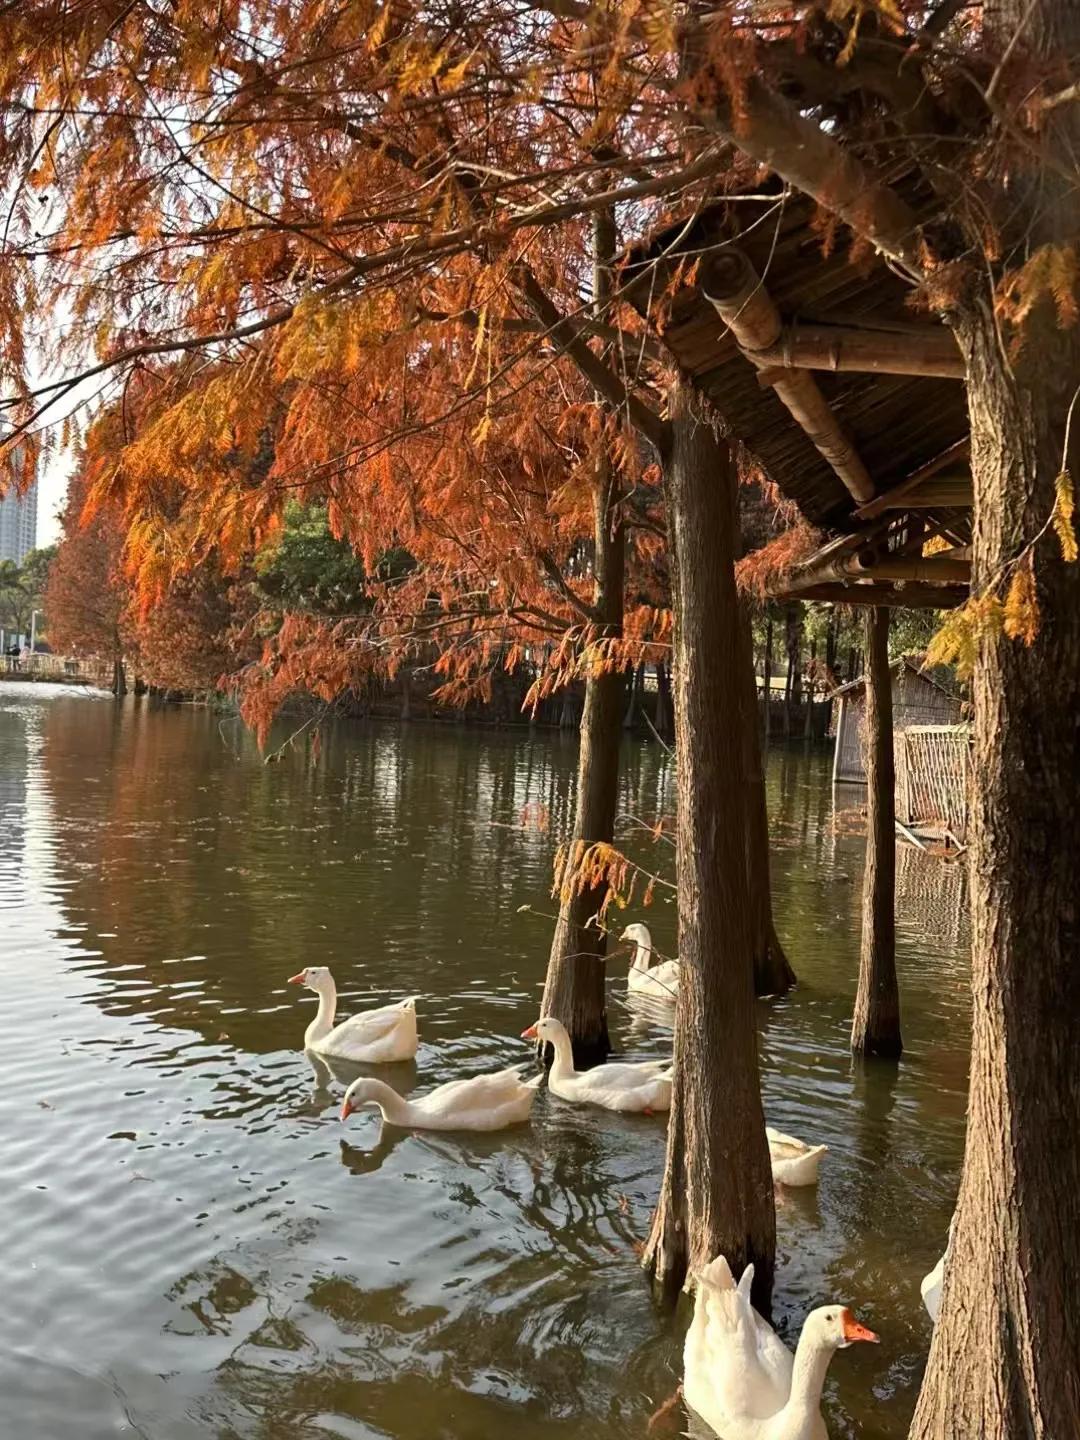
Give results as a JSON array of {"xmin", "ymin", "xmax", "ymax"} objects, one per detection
[
  {"xmin": 623, "ymin": 180, "xmax": 972, "ymax": 610},
  {"xmin": 829, "ymin": 655, "xmax": 959, "ymax": 701}
]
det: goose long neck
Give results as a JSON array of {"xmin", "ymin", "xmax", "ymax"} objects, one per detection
[
  {"xmin": 631, "ymin": 937, "xmax": 652, "ymax": 973},
  {"xmin": 547, "ymin": 1027, "xmax": 577, "ymax": 1079},
  {"xmin": 306, "ymin": 978, "xmax": 337, "ymax": 1043},
  {"xmin": 785, "ymin": 1330, "xmax": 836, "ymax": 1420},
  {"xmin": 360, "ymin": 1081, "xmax": 412, "ymax": 1125}
]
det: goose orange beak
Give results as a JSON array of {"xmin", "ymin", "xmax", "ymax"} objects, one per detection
[
  {"xmin": 287, "ymin": 972, "xmax": 305, "ymax": 984},
  {"xmin": 521, "ymin": 1023, "xmax": 538, "ymax": 1039},
  {"xmin": 841, "ymin": 1310, "xmax": 879, "ymax": 1344},
  {"xmin": 340, "ymin": 1099, "xmax": 354, "ymax": 1121}
]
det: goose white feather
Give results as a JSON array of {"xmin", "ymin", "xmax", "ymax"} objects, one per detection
[
  {"xmin": 341, "ymin": 1067, "xmax": 542, "ymax": 1131},
  {"xmin": 922, "ymin": 1214, "xmax": 956, "ymax": 1322},
  {"xmin": 522, "ymin": 1016, "xmax": 672, "ymax": 1113},
  {"xmin": 684, "ymin": 1254, "xmax": 879, "ymax": 1440},
  {"xmin": 766, "ymin": 1126, "xmax": 828, "ymax": 1187},
  {"xmin": 921, "ymin": 1254, "xmax": 944, "ymax": 1322},
  {"xmin": 288, "ymin": 966, "xmax": 418, "ymax": 1062},
  {"xmin": 619, "ymin": 923, "xmax": 681, "ymax": 1001}
]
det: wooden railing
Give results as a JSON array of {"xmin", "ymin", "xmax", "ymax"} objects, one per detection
[{"xmin": 1, "ymin": 653, "xmax": 114, "ymax": 685}]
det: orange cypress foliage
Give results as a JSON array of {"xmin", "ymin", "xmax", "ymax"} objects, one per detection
[
  {"xmin": 735, "ymin": 523, "xmax": 823, "ymax": 600},
  {"xmin": 0, "ymin": 0, "xmax": 703, "ymax": 732}
]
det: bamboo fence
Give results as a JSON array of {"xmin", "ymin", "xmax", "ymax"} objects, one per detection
[{"xmin": 895, "ymin": 724, "xmax": 972, "ymax": 844}]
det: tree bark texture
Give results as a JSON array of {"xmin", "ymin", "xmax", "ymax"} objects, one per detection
[
  {"xmin": 908, "ymin": 304, "xmax": 1080, "ymax": 1437},
  {"xmin": 909, "ymin": 0, "xmax": 1080, "ymax": 1421},
  {"xmin": 642, "ymin": 380, "xmax": 776, "ymax": 1315},
  {"xmin": 850, "ymin": 606, "xmax": 902, "ymax": 1057}
]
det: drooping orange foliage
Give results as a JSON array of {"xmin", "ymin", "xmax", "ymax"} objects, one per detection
[
  {"xmin": 736, "ymin": 522, "xmax": 823, "ymax": 601},
  {"xmin": 0, "ymin": 4, "xmax": 703, "ymax": 729},
  {"xmin": 2, "ymin": 0, "xmax": 1070, "ymax": 708}
]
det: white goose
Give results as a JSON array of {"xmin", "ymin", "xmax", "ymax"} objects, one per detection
[
  {"xmin": 341, "ymin": 1067, "xmax": 542, "ymax": 1131},
  {"xmin": 620, "ymin": 922, "xmax": 681, "ymax": 1001},
  {"xmin": 522, "ymin": 1016, "xmax": 672, "ymax": 1114},
  {"xmin": 767, "ymin": 1127, "xmax": 828, "ymax": 1187},
  {"xmin": 921, "ymin": 1214, "xmax": 956, "ymax": 1322},
  {"xmin": 684, "ymin": 1254, "xmax": 878, "ymax": 1440},
  {"xmin": 921, "ymin": 1254, "xmax": 944, "ymax": 1323},
  {"xmin": 288, "ymin": 966, "xmax": 418, "ymax": 1063}
]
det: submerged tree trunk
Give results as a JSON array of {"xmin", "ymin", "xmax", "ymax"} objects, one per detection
[
  {"xmin": 910, "ymin": 0, "xmax": 1080, "ymax": 1422},
  {"xmin": 823, "ymin": 607, "xmax": 838, "ymax": 734},
  {"xmin": 851, "ymin": 607, "xmax": 901, "ymax": 1057},
  {"xmin": 539, "ymin": 646, "xmax": 620, "ymax": 1064},
  {"xmin": 909, "ymin": 307, "xmax": 1080, "ymax": 1437},
  {"xmin": 539, "ymin": 209, "xmax": 622, "ymax": 1066},
  {"xmin": 654, "ymin": 658, "xmax": 673, "ymax": 741},
  {"xmin": 112, "ymin": 633, "xmax": 127, "ymax": 698},
  {"xmin": 642, "ymin": 380, "xmax": 775, "ymax": 1316},
  {"xmin": 739, "ymin": 604, "xmax": 795, "ymax": 997},
  {"xmin": 623, "ymin": 660, "xmax": 644, "ymax": 730},
  {"xmin": 785, "ymin": 605, "xmax": 802, "ymax": 735}
]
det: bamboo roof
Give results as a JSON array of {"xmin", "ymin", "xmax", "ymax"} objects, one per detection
[{"xmin": 624, "ymin": 179, "xmax": 973, "ymax": 610}]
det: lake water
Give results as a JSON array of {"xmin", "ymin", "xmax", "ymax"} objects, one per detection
[{"xmin": 0, "ymin": 684, "xmax": 970, "ymax": 1440}]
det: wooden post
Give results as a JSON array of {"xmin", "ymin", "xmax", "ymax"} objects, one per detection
[{"xmin": 851, "ymin": 607, "xmax": 903, "ymax": 1057}]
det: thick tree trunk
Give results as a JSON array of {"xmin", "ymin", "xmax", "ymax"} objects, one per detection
[
  {"xmin": 910, "ymin": 0, "xmax": 1080, "ymax": 1424},
  {"xmin": 539, "ymin": 209, "xmax": 622, "ymax": 1066},
  {"xmin": 642, "ymin": 380, "xmax": 775, "ymax": 1316},
  {"xmin": 908, "ymin": 309, "xmax": 1080, "ymax": 1437},
  {"xmin": 762, "ymin": 616, "xmax": 773, "ymax": 739},
  {"xmin": 850, "ymin": 606, "xmax": 902, "ymax": 1057},
  {"xmin": 740, "ymin": 605, "xmax": 795, "ymax": 996}
]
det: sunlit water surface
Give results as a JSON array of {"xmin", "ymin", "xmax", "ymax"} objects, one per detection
[{"xmin": 0, "ymin": 686, "xmax": 970, "ymax": 1440}]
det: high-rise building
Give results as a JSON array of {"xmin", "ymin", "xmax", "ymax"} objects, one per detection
[{"xmin": 0, "ymin": 442, "xmax": 38, "ymax": 564}]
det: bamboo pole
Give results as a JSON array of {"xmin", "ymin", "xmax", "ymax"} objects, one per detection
[
  {"xmin": 701, "ymin": 252, "xmax": 875, "ymax": 504},
  {"xmin": 750, "ymin": 322, "xmax": 964, "ymax": 380},
  {"xmin": 876, "ymin": 477, "xmax": 973, "ymax": 508},
  {"xmin": 785, "ymin": 550, "xmax": 970, "ymax": 590},
  {"xmin": 784, "ymin": 582, "xmax": 965, "ymax": 607},
  {"xmin": 853, "ymin": 440, "xmax": 970, "ymax": 520}
]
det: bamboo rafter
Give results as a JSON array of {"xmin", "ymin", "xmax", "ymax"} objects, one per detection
[{"xmin": 700, "ymin": 250, "xmax": 875, "ymax": 504}]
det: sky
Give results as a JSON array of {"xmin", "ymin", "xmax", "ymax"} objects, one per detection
[
  {"xmin": 37, "ymin": 451, "xmax": 71, "ymax": 547},
  {"xmin": 24, "ymin": 319, "xmax": 101, "ymax": 549}
]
